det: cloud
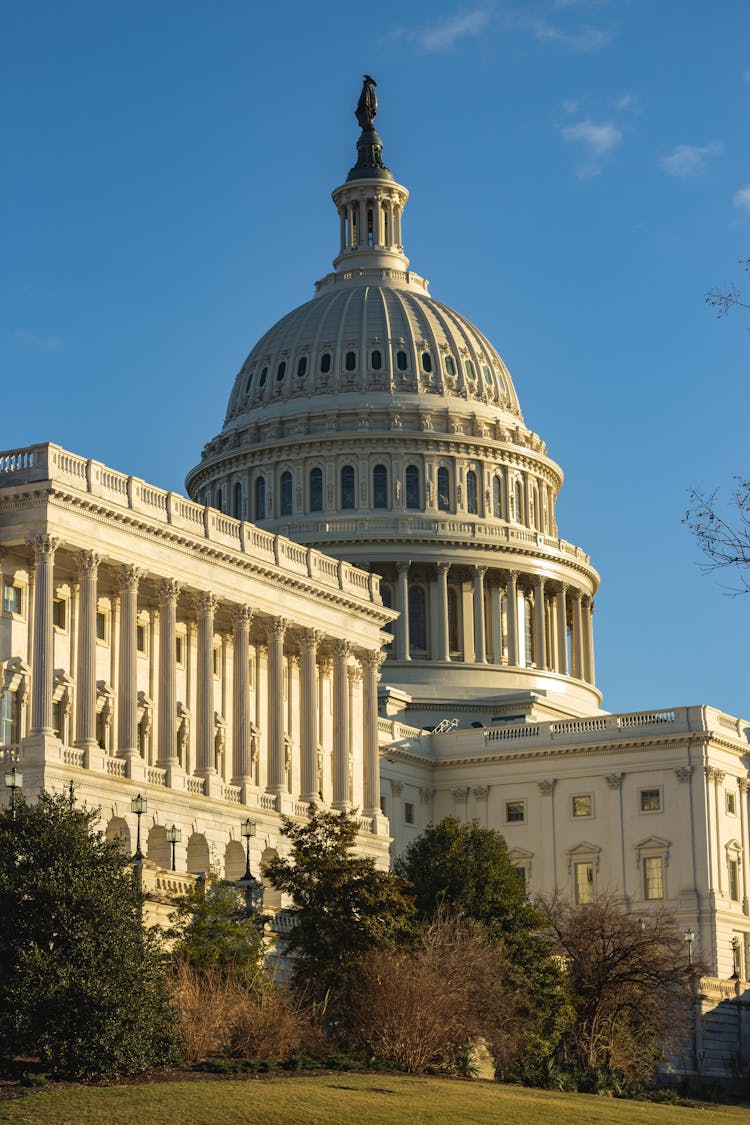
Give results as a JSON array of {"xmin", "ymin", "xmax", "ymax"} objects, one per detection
[
  {"xmin": 13, "ymin": 329, "xmax": 64, "ymax": 353},
  {"xmin": 385, "ymin": 5, "xmax": 613, "ymax": 55},
  {"xmin": 561, "ymin": 118, "xmax": 621, "ymax": 155},
  {"xmin": 733, "ymin": 186, "xmax": 750, "ymax": 211},
  {"xmin": 614, "ymin": 91, "xmax": 640, "ymax": 113},
  {"xmin": 658, "ymin": 141, "xmax": 722, "ymax": 177},
  {"xmin": 394, "ymin": 8, "xmax": 491, "ymax": 52},
  {"xmin": 530, "ymin": 19, "xmax": 613, "ymax": 51}
]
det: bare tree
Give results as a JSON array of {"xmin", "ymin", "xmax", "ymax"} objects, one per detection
[
  {"xmin": 684, "ymin": 477, "xmax": 750, "ymax": 595},
  {"xmin": 705, "ymin": 258, "xmax": 750, "ymax": 318}
]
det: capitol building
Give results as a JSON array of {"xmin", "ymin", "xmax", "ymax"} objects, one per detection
[{"xmin": 1, "ymin": 80, "xmax": 748, "ymax": 1063}]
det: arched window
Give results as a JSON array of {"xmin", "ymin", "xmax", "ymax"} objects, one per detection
[
  {"xmin": 309, "ymin": 467, "xmax": 323, "ymax": 512},
  {"xmin": 296, "ymin": 356, "xmax": 307, "ymax": 379},
  {"xmin": 215, "ymin": 486, "xmax": 224, "ymax": 513},
  {"xmin": 396, "ymin": 350, "xmax": 408, "ymax": 371},
  {"xmin": 448, "ymin": 587, "xmax": 459, "ymax": 654},
  {"xmin": 373, "ymin": 464, "xmax": 388, "ymax": 509},
  {"xmin": 514, "ymin": 479, "xmax": 524, "ymax": 524},
  {"xmin": 341, "ymin": 465, "xmax": 355, "ymax": 510},
  {"xmin": 465, "ymin": 360, "xmax": 476, "ymax": 380},
  {"xmin": 405, "ymin": 465, "xmax": 421, "ymax": 510},
  {"xmin": 276, "ymin": 361, "xmax": 287, "ymax": 382},
  {"xmin": 233, "ymin": 482, "xmax": 243, "ymax": 520},
  {"xmin": 345, "ymin": 351, "xmax": 356, "ymax": 372},
  {"xmin": 444, "ymin": 356, "xmax": 456, "ymax": 376},
  {"xmin": 482, "ymin": 363, "xmax": 492, "ymax": 386},
  {"xmin": 467, "ymin": 470, "xmax": 478, "ymax": 515},
  {"xmin": 493, "ymin": 476, "xmax": 502, "ymax": 518},
  {"xmin": 408, "ymin": 585, "xmax": 426, "ymax": 651},
  {"xmin": 421, "ymin": 352, "xmax": 432, "ymax": 373},
  {"xmin": 280, "ymin": 471, "xmax": 293, "ymax": 516},
  {"xmin": 371, "ymin": 349, "xmax": 382, "ymax": 370},
  {"xmin": 320, "ymin": 353, "xmax": 331, "ymax": 374},
  {"xmin": 254, "ymin": 476, "xmax": 265, "ymax": 521},
  {"xmin": 245, "ymin": 370, "xmax": 254, "ymax": 394},
  {"xmin": 437, "ymin": 467, "xmax": 450, "ymax": 512},
  {"xmin": 259, "ymin": 366, "xmax": 268, "ymax": 387}
]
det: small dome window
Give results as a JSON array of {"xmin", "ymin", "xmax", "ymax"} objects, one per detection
[
  {"xmin": 259, "ymin": 366, "xmax": 268, "ymax": 387},
  {"xmin": 482, "ymin": 364, "xmax": 492, "ymax": 386},
  {"xmin": 245, "ymin": 370, "xmax": 254, "ymax": 394},
  {"xmin": 296, "ymin": 357, "xmax": 308, "ymax": 379},
  {"xmin": 345, "ymin": 351, "xmax": 356, "ymax": 372},
  {"xmin": 396, "ymin": 350, "xmax": 408, "ymax": 371},
  {"xmin": 276, "ymin": 361, "xmax": 287, "ymax": 382},
  {"xmin": 421, "ymin": 352, "xmax": 432, "ymax": 373},
  {"xmin": 444, "ymin": 356, "xmax": 456, "ymax": 377},
  {"xmin": 465, "ymin": 360, "xmax": 476, "ymax": 380},
  {"xmin": 371, "ymin": 349, "xmax": 382, "ymax": 370},
  {"xmin": 320, "ymin": 353, "xmax": 332, "ymax": 374}
]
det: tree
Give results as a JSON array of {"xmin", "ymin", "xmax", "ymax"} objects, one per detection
[
  {"xmin": 169, "ymin": 875, "xmax": 265, "ymax": 978},
  {"xmin": 705, "ymin": 258, "xmax": 750, "ymax": 318},
  {"xmin": 0, "ymin": 793, "xmax": 181, "ymax": 1079},
  {"xmin": 540, "ymin": 895, "xmax": 700, "ymax": 1084},
  {"xmin": 684, "ymin": 476, "xmax": 750, "ymax": 595},
  {"xmin": 263, "ymin": 807, "xmax": 414, "ymax": 1013}
]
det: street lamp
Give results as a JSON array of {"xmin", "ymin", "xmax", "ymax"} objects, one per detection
[
  {"xmin": 130, "ymin": 793, "xmax": 147, "ymax": 861},
  {"xmin": 4, "ymin": 766, "xmax": 23, "ymax": 822},
  {"xmin": 238, "ymin": 818, "xmax": 264, "ymax": 916},
  {"xmin": 684, "ymin": 928, "xmax": 695, "ymax": 966},
  {"xmin": 731, "ymin": 936, "xmax": 741, "ymax": 979},
  {"xmin": 166, "ymin": 824, "xmax": 181, "ymax": 872},
  {"xmin": 241, "ymin": 818, "xmax": 257, "ymax": 881}
]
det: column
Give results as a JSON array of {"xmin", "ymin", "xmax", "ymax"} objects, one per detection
[
  {"xmin": 266, "ymin": 617, "xmax": 287, "ymax": 795},
  {"xmin": 196, "ymin": 592, "xmax": 218, "ymax": 776},
  {"xmin": 231, "ymin": 606, "xmax": 253, "ymax": 785},
  {"xmin": 332, "ymin": 640, "xmax": 350, "ymax": 811},
  {"xmin": 584, "ymin": 597, "xmax": 596, "ymax": 685},
  {"xmin": 338, "ymin": 207, "xmax": 346, "ymax": 255},
  {"xmin": 738, "ymin": 780, "xmax": 750, "ymax": 914},
  {"xmin": 395, "ymin": 561, "xmax": 410, "ymax": 661},
  {"xmin": 358, "ymin": 199, "xmax": 366, "ymax": 247},
  {"xmin": 506, "ymin": 570, "xmax": 519, "ymax": 667},
  {"xmin": 435, "ymin": 562, "xmax": 450, "ymax": 661},
  {"xmin": 361, "ymin": 650, "xmax": 384, "ymax": 819},
  {"xmin": 28, "ymin": 536, "xmax": 58, "ymax": 736},
  {"xmin": 157, "ymin": 580, "xmax": 181, "ymax": 766},
  {"xmin": 75, "ymin": 551, "xmax": 99, "ymax": 749},
  {"xmin": 117, "ymin": 565, "xmax": 141, "ymax": 759},
  {"xmin": 571, "ymin": 588, "xmax": 584, "ymax": 680},
  {"xmin": 299, "ymin": 629, "xmax": 320, "ymax": 804},
  {"xmin": 490, "ymin": 579, "xmax": 502, "ymax": 664},
  {"xmin": 533, "ymin": 574, "xmax": 547, "ymax": 670},
  {"xmin": 473, "ymin": 566, "xmax": 487, "ymax": 664},
  {"xmin": 556, "ymin": 583, "xmax": 568, "ymax": 676}
]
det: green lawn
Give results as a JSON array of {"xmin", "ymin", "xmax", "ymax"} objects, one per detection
[{"xmin": 0, "ymin": 1074, "xmax": 745, "ymax": 1125}]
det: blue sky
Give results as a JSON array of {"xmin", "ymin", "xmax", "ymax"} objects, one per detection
[{"xmin": 2, "ymin": 1, "xmax": 748, "ymax": 719}]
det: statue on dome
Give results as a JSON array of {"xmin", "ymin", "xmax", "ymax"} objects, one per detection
[{"xmin": 356, "ymin": 75, "xmax": 378, "ymax": 130}]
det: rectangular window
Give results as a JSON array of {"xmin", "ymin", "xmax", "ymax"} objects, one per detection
[
  {"xmin": 404, "ymin": 801, "xmax": 415, "ymax": 825},
  {"xmin": 643, "ymin": 856, "xmax": 664, "ymax": 900},
  {"xmin": 3, "ymin": 583, "xmax": 23, "ymax": 615},
  {"xmin": 136, "ymin": 624, "xmax": 147, "ymax": 654},
  {"xmin": 728, "ymin": 859, "xmax": 740, "ymax": 902},
  {"xmin": 52, "ymin": 700, "xmax": 63, "ymax": 739},
  {"xmin": 574, "ymin": 861, "xmax": 594, "ymax": 904},
  {"xmin": 726, "ymin": 791, "xmax": 737, "ymax": 816},
  {"xmin": 52, "ymin": 597, "xmax": 67, "ymax": 631},
  {"xmin": 213, "ymin": 648, "xmax": 220, "ymax": 677},
  {"xmin": 0, "ymin": 689, "xmax": 17, "ymax": 745},
  {"xmin": 572, "ymin": 794, "xmax": 592, "ymax": 818},
  {"xmin": 505, "ymin": 800, "xmax": 525, "ymax": 824},
  {"xmin": 380, "ymin": 795, "xmax": 387, "ymax": 816},
  {"xmin": 640, "ymin": 788, "xmax": 662, "ymax": 813},
  {"xmin": 96, "ymin": 611, "xmax": 108, "ymax": 642},
  {"xmin": 175, "ymin": 635, "xmax": 185, "ymax": 666},
  {"xmin": 513, "ymin": 865, "xmax": 527, "ymax": 891}
]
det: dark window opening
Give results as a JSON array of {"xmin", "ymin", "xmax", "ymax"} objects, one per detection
[
  {"xmin": 281, "ymin": 471, "xmax": 293, "ymax": 516},
  {"xmin": 397, "ymin": 350, "xmax": 408, "ymax": 371},
  {"xmin": 341, "ymin": 465, "xmax": 355, "ymax": 510},
  {"xmin": 437, "ymin": 467, "xmax": 450, "ymax": 512},
  {"xmin": 345, "ymin": 351, "xmax": 356, "ymax": 372},
  {"xmin": 405, "ymin": 465, "xmax": 421, "ymax": 510},
  {"xmin": 310, "ymin": 468, "xmax": 323, "ymax": 512},
  {"xmin": 421, "ymin": 352, "xmax": 432, "ymax": 373},
  {"xmin": 296, "ymin": 356, "xmax": 307, "ymax": 378},
  {"xmin": 373, "ymin": 464, "xmax": 388, "ymax": 509},
  {"xmin": 320, "ymin": 353, "xmax": 331, "ymax": 374},
  {"xmin": 371, "ymin": 349, "xmax": 382, "ymax": 370}
]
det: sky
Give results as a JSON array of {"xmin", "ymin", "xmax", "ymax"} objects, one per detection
[{"xmin": 1, "ymin": 1, "xmax": 748, "ymax": 720}]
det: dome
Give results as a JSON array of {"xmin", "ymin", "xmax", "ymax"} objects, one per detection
[{"xmin": 187, "ymin": 79, "xmax": 601, "ymax": 726}]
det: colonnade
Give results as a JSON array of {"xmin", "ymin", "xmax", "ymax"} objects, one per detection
[
  {"xmin": 22, "ymin": 537, "xmax": 384, "ymax": 819},
  {"xmin": 389, "ymin": 560, "xmax": 596, "ymax": 684}
]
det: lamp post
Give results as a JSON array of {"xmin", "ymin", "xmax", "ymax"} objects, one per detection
[
  {"xmin": 241, "ymin": 817, "xmax": 256, "ymax": 881},
  {"xmin": 238, "ymin": 818, "xmax": 264, "ymax": 917},
  {"xmin": 130, "ymin": 793, "xmax": 147, "ymax": 861},
  {"xmin": 4, "ymin": 766, "xmax": 23, "ymax": 822},
  {"xmin": 684, "ymin": 928, "xmax": 695, "ymax": 967},
  {"xmin": 731, "ymin": 936, "xmax": 741, "ymax": 979},
  {"xmin": 166, "ymin": 824, "xmax": 181, "ymax": 872}
]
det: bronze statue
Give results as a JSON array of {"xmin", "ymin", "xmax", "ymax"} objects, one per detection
[{"xmin": 355, "ymin": 75, "xmax": 377, "ymax": 130}]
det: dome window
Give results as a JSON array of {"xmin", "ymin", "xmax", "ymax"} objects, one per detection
[
  {"xmin": 437, "ymin": 467, "xmax": 450, "ymax": 512},
  {"xmin": 280, "ymin": 471, "xmax": 293, "ymax": 516},
  {"xmin": 341, "ymin": 465, "xmax": 355, "ymax": 510},
  {"xmin": 421, "ymin": 352, "xmax": 432, "ymax": 373},
  {"xmin": 493, "ymin": 476, "xmax": 502, "ymax": 519},
  {"xmin": 467, "ymin": 470, "xmax": 478, "ymax": 515},
  {"xmin": 345, "ymin": 350, "xmax": 356, "ymax": 372},
  {"xmin": 405, "ymin": 465, "xmax": 421, "ymax": 510},
  {"xmin": 482, "ymin": 364, "xmax": 492, "ymax": 386},
  {"xmin": 259, "ymin": 366, "xmax": 268, "ymax": 388},
  {"xmin": 309, "ymin": 467, "xmax": 323, "ymax": 512},
  {"xmin": 254, "ymin": 477, "xmax": 265, "ymax": 522},
  {"xmin": 371, "ymin": 349, "xmax": 382, "ymax": 370},
  {"xmin": 465, "ymin": 360, "xmax": 476, "ymax": 380},
  {"xmin": 373, "ymin": 464, "xmax": 388, "ymax": 509},
  {"xmin": 444, "ymin": 356, "xmax": 456, "ymax": 377},
  {"xmin": 245, "ymin": 371, "xmax": 254, "ymax": 394},
  {"xmin": 276, "ymin": 361, "xmax": 287, "ymax": 382},
  {"xmin": 216, "ymin": 486, "xmax": 224, "ymax": 514},
  {"xmin": 296, "ymin": 357, "xmax": 307, "ymax": 379},
  {"xmin": 233, "ymin": 482, "xmax": 243, "ymax": 521},
  {"xmin": 408, "ymin": 585, "xmax": 426, "ymax": 651},
  {"xmin": 367, "ymin": 208, "xmax": 374, "ymax": 248},
  {"xmin": 396, "ymin": 350, "xmax": 408, "ymax": 372},
  {"xmin": 320, "ymin": 353, "xmax": 332, "ymax": 374}
]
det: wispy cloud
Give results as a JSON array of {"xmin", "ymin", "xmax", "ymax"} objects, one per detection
[
  {"xmin": 530, "ymin": 19, "xmax": 613, "ymax": 51},
  {"xmin": 391, "ymin": 7, "xmax": 491, "ymax": 52},
  {"xmin": 733, "ymin": 186, "xmax": 750, "ymax": 211},
  {"xmin": 658, "ymin": 141, "xmax": 722, "ymax": 178},
  {"xmin": 561, "ymin": 117, "xmax": 621, "ymax": 176},
  {"xmin": 613, "ymin": 91, "xmax": 640, "ymax": 113},
  {"xmin": 13, "ymin": 329, "xmax": 64, "ymax": 353}
]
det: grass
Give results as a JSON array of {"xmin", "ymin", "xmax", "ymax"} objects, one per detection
[{"xmin": 0, "ymin": 1074, "xmax": 747, "ymax": 1125}]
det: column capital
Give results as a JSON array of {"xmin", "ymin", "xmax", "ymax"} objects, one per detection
[
  {"xmin": 77, "ymin": 550, "xmax": 100, "ymax": 578},
  {"xmin": 333, "ymin": 639, "xmax": 351, "ymax": 661},
  {"xmin": 435, "ymin": 561, "xmax": 450, "ymax": 577},
  {"xmin": 507, "ymin": 568, "xmax": 519, "ymax": 581},
  {"xmin": 674, "ymin": 766, "xmax": 694, "ymax": 783},
  {"xmin": 473, "ymin": 565, "xmax": 488, "ymax": 579},
  {"xmin": 705, "ymin": 765, "xmax": 726, "ymax": 783},
  {"xmin": 300, "ymin": 627, "xmax": 322, "ymax": 652},
  {"xmin": 359, "ymin": 648, "xmax": 386, "ymax": 671},
  {"xmin": 606, "ymin": 772, "xmax": 623, "ymax": 790},
  {"xmin": 396, "ymin": 560, "xmax": 411, "ymax": 576},
  {"xmin": 534, "ymin": 572, "xmax": 545, "ymax": 590},
  {"xmin": 231, "ymin": 604, "xmax": 254, "ymax": 628},
  {"xmin": 558, "ymin": 581, "xmax": 568, "ymax": 595},
  {"xmin": 27, "ymin": 535, "xmax": 59, "ymax": 564},
  {"xmin": 159, "ymin": 578, "xmax": 182, "ymax": 605},
  {"xmin": 268, "ymin": 615, "xmax": 288, "ymax": 639},
  {"xmin": 538, "ymin": 778, "xmax": 555, "ymax": 796},
  {"xmin": 739, "ymin": 779, "xmax": 750, "ymax": 794},
  {"xmin": 196, "ymin": 591, "xmax": 218, "ymax": 616},
  {"xmin": 348, "ymin": 662, "xmax": 363, "ymax": 685},
  {"xmin": 570, "ymin": 586, "xmax": 582, "ymax": 602},
  {"xmin": 118, "ymin": 564, "xmax": 143, "ymax": 592}
]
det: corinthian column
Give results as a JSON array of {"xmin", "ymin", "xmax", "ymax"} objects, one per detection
[
  {"xmin": 231, "ymin": 605, "xmax": 253, "ymax": 785},
  {"xmin": 557, "ymin": 583, "xmax": 568, "ymax": 675},
  {"xmin": 435, "ymin": 562, "xmax": 450, "ymax": 661},
  {"xmin": 533, "ymin": 574, "xmax": 547, "ymax": 670},
  {"xmin": 266, "ymin": 617, "xmax": 287, "ymax": 795},
  {"xmin": 571, "ymin": 588, "xmax": 584, "ymax": 680},
  {"xmin": 117, "ymin": 565, "xmax": 141, "ymax": 758},
  {"xmin": 332, "ymin": 639, "xmax": 351, "ymax": 811},
  {"xmin": 473, "ymin": 566, "xmax": 487, "ymax": 664},
  {"xmin": 506, "ymin": 570, "xmax": 519, "ymax": 667},
  {"xmin": 299, "ymin": 629, "xmax": 320, "ymax": 804},
  {"xmin": 28, "ymin": 535, "xmax": 59, "ymax": 736},
  {"xmin": 196, "ymin": 592, "xmax": 218, "ymax": 776},
  {"xmin": 584, "ymin": 596, "xmax": 596, "ymax": 685},
  {"xmin": 157, "ymin": 579, "xmax": 181, "ymax": 766},
  {"xmin": 395, "ymin": 561, "xmax": 410, "ymax": 660},
  {"xmin": 75, "ymin": 551, "xmax": 99, "ymax": 749},
  {"xmin": 361, "ymin": 649, "xmax": 384, "ymax": 818}
]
